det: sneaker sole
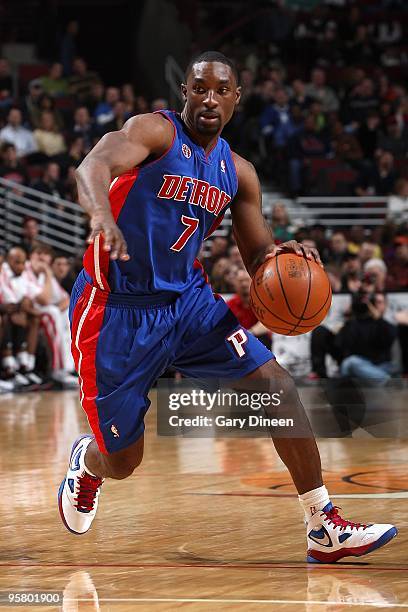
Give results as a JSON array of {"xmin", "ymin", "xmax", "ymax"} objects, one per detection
[
  {"xmin": 57, "ymin": 434, "xmax": 94, "ymax": 535},
  {"xmin": 307, "ymin": 526, "xmax": 398, "ymax": 563}
]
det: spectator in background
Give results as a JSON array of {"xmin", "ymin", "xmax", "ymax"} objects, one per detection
[
  {"xmin": 94, "ymin": 86, "xmax": 120, "ymax": 127},
  {"xmin": 305, "ymin": 67, "xmax": 339, "ymax": 114},
  {"xmin": 211, "ymin": 257, "xmax": 234, "ymax": 293},
  {"xmin": 260, "ymin": 87, "xmax": 296, "ymax": 152},
  {"xmin": 227, "ymin": 269, "xmax": 271, "ymax": 347},
  {"xmin": 33, "ymin": 111, "xmax": 66, "ymax": 158},
  {"xmin": 63, "ymin": 165, "xmax": 78, "ymax": 202},
  {"xmin": 23, "ymin": 79, "xmax": 45, "ymax": 127},
  {"xmin": 288, "ymin": 114, "xmax": 331, "ymax": 194},
  {"xmin": 364, "ymin": 258, "xmax": 387, "ymax": 291},
  {"xmin": 84, "ymin": 81, "xmax": 104, "ymax": 115},
  {"xmin": 0, "ymin": 143, "xmax": 28, "ymax": 184},
  {"xmin": 388, "ymin": 177, "xmax": 408, "ymax": 224},
  {"xmin": 356, "ymin": 111, "xmax": 381, "ymax": 160},
  {"xmin": 358, "ymin": 240, "xmax": 383, "ymax": 265},
  {"xmin": 228, "ymin": 245, "xmax": 245, "ymax": 269},
  {"xmin": 377, "ymin": 116, "xmax": 408, "ymax": 159},
  {"xmin": 99, "ymin": 100, "xmax": 130, "ymax": 135},
  {"xmin": 52, "ymin": 254, "xmax": 75, "ymax": 293},
  {"xmin": 339, "ymin": 293, "xmax": 397, "ymax": 386},
  {"xmin": 271, "ymin": 202, "xmax": 294, "ymax": 243},
  {"xmin": 343, "ymin": 78, "xmax": 379, "ymax": 127},
  {"xmin": 60, "ymin": 20, "xmax": 79, "ymax": 75},
  {"xmin": 36, "ymin": 94, "xmax": 64, "ymax": 130},
  {"xmin": 340, "ymin": 253, "xmax": 362, "ymax": 293},
  {"xmin": 386, "ymin": 235, "xmax": 408, "ymax": 290},
  {"xmin": 327, "ymin": 232, "xmax": 349, "ymax": 271},
  {"xmin": 290, "ymin": 79, "xmax": 312, "ymax": 112},
  {"xmin": 0, "ymin": 58, "xmax": 13, "ymax": 108},
  {"xmin": 32, "ymin": 162, "xmax": 65, "ymax": 199},
  {"xmin": 203, "ymin": 236, "xmax": 228, "ymax": 275},
  {"xmin": 40, "ymin": 63, "xmax": 68, "ymax": 97},
  {"xmin": 72, "ymin": 106, "xmax": 95, "ymax": 152},
  {"xmin": 69, "ymin": 57, "xmax": 100, "ymax": 103},
  {"xmin": 134, "ymin": 95, "xmax": 149, "ymax": 114},
  {"xmin": 21, "ymin": 217, "xmax": 40, "ymax": 254},
  {"xmin": 121, "ymin": 83, "xmax": 135, "ymax": 115},
  {"xmin": 151, "ymin": 98, "xmax": 168, "ymax": 112},
  {"xmin": 355, "ymin": 151, "xmax": 398, "ymax": 196},
  {"xmin": 0, "ymin": 107, "xmax": 38, "ymax": 158},
  {"xmin": 54, "ymin": 136, "xmax": 85, "ymax": 176}
]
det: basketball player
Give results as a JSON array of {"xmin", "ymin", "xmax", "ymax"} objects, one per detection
[{"xmin": 59, "ymin": 52, "xmax": 397, "ymax": 562}]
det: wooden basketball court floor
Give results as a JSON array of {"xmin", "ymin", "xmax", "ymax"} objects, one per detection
[{"xmin": 0, "ymin": 388, "xmax": 407, "ymax": 611}]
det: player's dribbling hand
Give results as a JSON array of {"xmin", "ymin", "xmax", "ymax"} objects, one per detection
[
  {"xmin": 88, "ymin": 212, "xmax": 130, "ymax": 261},
  {"xmin": 264, "ymin": 240, "xmax": 323, "ymax": 267}
]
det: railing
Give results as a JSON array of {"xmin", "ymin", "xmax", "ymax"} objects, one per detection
[{"xmin": 0, "ymin": 178, "xmax": 87, "ymax": 255}]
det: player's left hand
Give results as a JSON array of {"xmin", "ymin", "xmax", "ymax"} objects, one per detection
[{"xmin": 264, "ymin": 240, "xmax": 323, "ymax": 267}]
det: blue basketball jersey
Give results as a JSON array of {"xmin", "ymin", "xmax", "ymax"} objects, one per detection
[{"xmin": 83, "ymin": 110, "xmax": 238, "ymax": 295}]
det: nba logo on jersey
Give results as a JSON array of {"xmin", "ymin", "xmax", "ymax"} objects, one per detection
[
  {"xmin": 182, "ymin": 143, "xmax": 191, "ymax": 158},
  {"xmin": 221, "ymin": 159, "xmax": 226, "ymax": 173}
]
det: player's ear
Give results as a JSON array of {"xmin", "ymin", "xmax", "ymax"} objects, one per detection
[
  {"xmin": 235, "ymin": 86, "xmax": 242, "ymax": 107},
  {"xmin": 181, "ymin": 83, "xmax": 187, "ymax": 100}
]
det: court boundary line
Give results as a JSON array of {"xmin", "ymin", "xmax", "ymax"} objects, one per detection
[
  {"xmin": 62, "ymin": 597, "xmax": 408, "ymax": 607},
  {"xmin": 1, "ymin": 563, "xmax": 407, "ymax": 572}
]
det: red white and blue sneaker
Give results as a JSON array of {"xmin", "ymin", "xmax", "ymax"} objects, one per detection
[
  {"xmin": 58, "ymin": 435, "xmax": 104, "ymax": 535},
  {"xmin": 307, "ymin": 503, "xmax": 397, "ymax": 563}
]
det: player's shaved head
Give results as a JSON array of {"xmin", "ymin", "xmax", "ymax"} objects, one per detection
[
  {"xmin": 7, "ymin": 247, "xmax": 26, "ymax": 276},
  {"xmin": 185, "ymin": 51, "xmax": 239, "ymax": 84}
]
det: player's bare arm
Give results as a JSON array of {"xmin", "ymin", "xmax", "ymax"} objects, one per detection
[
  {"xmin": 75, "ymin": 113, "xmax": 174, "ymax": 260},
  {"xmin": 231, "ymin": 152, "xmax": 322, "ymax": 276}
]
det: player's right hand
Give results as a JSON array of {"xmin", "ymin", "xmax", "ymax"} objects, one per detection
[{"xmin": 88, "ymin": 212, "xmax": 130, "ymax": 261}]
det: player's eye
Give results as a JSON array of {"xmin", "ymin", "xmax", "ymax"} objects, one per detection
[
  {"xmin": 219, "ymin": 87, "xmax": 229, "ymax": 95},
  {"xmin": 193, "ymin": 86, "xmax": 206, "ymax": 94}
]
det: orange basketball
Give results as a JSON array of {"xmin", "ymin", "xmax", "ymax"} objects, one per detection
[{"xmin": 250, "ymin": 253, "xmax": 332, "ymax": 336}]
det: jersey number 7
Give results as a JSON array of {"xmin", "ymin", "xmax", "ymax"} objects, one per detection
[{"xmin": 170, "ymin": 215, "xmax": 199, "ymax": 252}]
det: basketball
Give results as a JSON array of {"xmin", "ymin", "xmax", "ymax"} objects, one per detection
[{"xmin": 250, "ymin": 253, "xmax": 332, "ymax": 336}]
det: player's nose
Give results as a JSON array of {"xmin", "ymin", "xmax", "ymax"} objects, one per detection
[{"xmin": 203, "ymin": 91, "xmax": 218, "ymax": 108}]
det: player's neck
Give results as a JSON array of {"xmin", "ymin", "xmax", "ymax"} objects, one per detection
[{"xmin": 180, "ymin": 111, "xmax": 219, "ymax": 155}]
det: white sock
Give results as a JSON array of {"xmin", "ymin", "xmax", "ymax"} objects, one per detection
[
  {"xmin": 298, "ymin": 485, "xmax": 331, "ymax": 522},
  {"xmin": 17, "ymin": 351, "xmax": 30, "ymax": 369},
  {"xmin": 27, "ymin": 354, "xmax": 35, "ymax": 372},
  {"xmin": 3, "ymin": 355, "xmax": 18, "ymax": 372}
]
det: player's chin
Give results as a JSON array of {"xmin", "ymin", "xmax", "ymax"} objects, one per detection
[{"xmin": 196, "ymin": 117, "xmax": 222, "ymax": 134}]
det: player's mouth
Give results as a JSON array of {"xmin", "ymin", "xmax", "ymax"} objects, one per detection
[{"xmin": 198, "ymin": 112, "xmax": 220, "ymax": 125}]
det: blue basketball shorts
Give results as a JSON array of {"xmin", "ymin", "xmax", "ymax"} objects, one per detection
[{"xmin": 69, "ymin": 269, "xmax": 274, "ymax": 453}]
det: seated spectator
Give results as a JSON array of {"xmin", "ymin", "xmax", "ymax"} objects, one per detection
[
  {"xmin": 358, "ymin": 240, "xmax": 383, "ymax": 265},
  {"xmin": 260, "ymin": 88, "xmax": 297, "ymax": 151},
  {"xmin": 52, "ymin": 253, "xmax": 75, "ymax": 293},
  {"xmin": 211, "ymin": 257, "xmax": 234, "ymax": 293},
  {"xmin": 0, "ymin": 247, "xmax": 43, "ymax": 386},
  {"xmin": 342, "ymin": 78, "xmax": 379, "ymax": 127},
  {"xmin": 355, "ymin": 152, "xmax": 398, "ymax": 196},
  {"xmin": 36, "ymin": 94, "xmax": 64, "ymax": 130},
  {"xmin": 0, "ymin": 143, "xmax": 28, "ymax": 184},
  {"xmin": 0, "ymin": 107, "xmax": 38, "ymax": 158},
  {"xmin": 339, "ymin": 293, "xmax": 397, "ymax": 386},
  {"xmin": 21, "ymin": 217, "xmax": 41, "ymax": 254},
  {"xmin": 33, "ymin": 111, "xmax": 66, "ymax": 158},
  {"xmin": 377, "ymin": 115, "xmax": 408, "ymax": 159},
  {"xmin": 151, "ymin": 98, "xmax": 168, "ymax": 112},
  {"xmin": 202, "ymin": 236, "xmax": 229, "ymax": 275},
  {"xmin": 290, "ymin": 79, "xmax": 312, "ymax": 112},
  {"xmin": 72, "ymin": 106, "xmax": 96, "ymax": 152},
  {"xmin": 69, "ymin": 57, "xmax": 100, "ymax": 103},
  {"xmin": 25, "ymin": 245, "xmax": 76, "ymax": 386},
  {"xmin": 228, "ymin": 245, "xmax": 245, "ymax": 269},
  {"xmin": 364, "ymin": 258, "xmax": 387, "ymax": 291},
  {"xmin": 94, "ymin": 86, "xmax": 120, "ymax": 127},
  {"xmin": 356, "ymin": 111, "xmax": 381, "ymax": 160},
  {"xmin": 121, "ymin": 83, "xmax": 136, "ymax": 115},
  {"xmin": 271, "ymin": 202, "xmax": 294, "ymax": 243},
  {"xmin": 134, "ymin": 95, "xmax": 149, "ymax": 114},
  {"xmin": 340, "ymin": 253, "xmax": 362, "ymax": 293},
  {"xmin": 32, "ymin": 162, "xmax": 65, "ymax": 199},
  {"xmin": 0, "ymin": 58, "xmax": 13, "ymax": 108},
  {"xmin": 63, "ymin": 165, "xmax": 78, "ymax": 202},
  {"xmin": 288, "ymin": 114, "xmax": 331, "ymax": 194},
  {"xmin": 54, "ymin": 136, "xmax": 86, "ymax": 175},
  {"xmin": 331, "ymin": 122, "xmax": 363, "ymax": 168},
  {"xmin": 386, "ymin": 235, "xmax": 408, "ymax": 290},
  {"xmin": 84, "ymin": 81, "xmax": 104, "ymax": 115},
  {"xmin": 326, "ymin": 232, "xmax": 349, "ymax": 271},
  {"xmin": 305, "ymin": 67, "xmax": 339, "ymax": 114},
  {"xmin": 227, "ymin": 269, "xmax": 270, "ymax": 347},
  {"xmin": 388, "ymin": 177, "xmax": 408, "ymax": 224},
  {"xmin": 98, "ymin": 101, "xmax": 130, "ymax": 135},
  {"xmin": 40, "ymin": 63, "xmax": 68, "ymax": 97},
  {"xmin": 23, "ymin": 79, "xmax": 45, "ymax": 128}
]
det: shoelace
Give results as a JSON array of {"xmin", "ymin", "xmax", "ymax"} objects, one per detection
[
  {"xmin": 74, "ymin": 473, "xmax": 103, "ymax": 512},
  {"xmin": 323, "ymin": 506, "xmax": 368, "ymax": 531}
]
